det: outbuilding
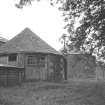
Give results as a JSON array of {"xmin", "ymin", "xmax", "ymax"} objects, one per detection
[
  {"xmin": 66, "ymin": 50, "xmax": 96, "ymax": 80},
  {"xmin": 0, "ymin": 28, "xmax": 65, "ymax": 84}
]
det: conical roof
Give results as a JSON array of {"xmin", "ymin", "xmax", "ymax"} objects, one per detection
[{"xmin": 0, "ymin": 28, "xmax": 61, "ymax": 55}]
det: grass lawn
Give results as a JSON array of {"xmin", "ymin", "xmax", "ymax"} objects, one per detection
[{"xmin": 0, "ymin": 80, "xmax": 105, "ymax": 105}]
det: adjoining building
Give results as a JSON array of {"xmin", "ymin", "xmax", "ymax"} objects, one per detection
[
  {"xmin": 66, "ymin": 50, "xmax": 96, "ymax": 80},
  {"xmin": 0, "ymin": 28, "xmax": 65, "ymax": 85}
]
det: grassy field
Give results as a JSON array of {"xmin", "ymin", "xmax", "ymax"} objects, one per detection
[{"xmin": 0, "ymin": 80, "xmax": 105, "ymax": 105}]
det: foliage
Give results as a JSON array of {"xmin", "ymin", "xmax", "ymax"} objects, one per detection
[
  {"xmin": 62, "ymin": 0, "xmax": 105, "ymax": 61},
  {"xmin": 61, "ymin": 0, "xmax": 105, "ymax": 61},
  {"xmin": 15, "ymin": 0, "xmax": 40, "ymax": 8},
  {"xmin": 15, "ymin": 0, "xmax": 61, "ymax": 8}
]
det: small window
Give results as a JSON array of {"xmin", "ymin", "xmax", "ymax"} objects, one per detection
[
  {"xmin": 28, "ymin": 56, "xmax": 38, "ymax": 65},
  {"xmin": 40, "ymin": 56, "xmax": 45, "ymax": 67},
  {"xmin": 8, "ymin": 54, "xmax": 17, "ymax": 61},
  {"xmin": 27, "ymin": 55, "xmax": 45, "ymax": 67}
]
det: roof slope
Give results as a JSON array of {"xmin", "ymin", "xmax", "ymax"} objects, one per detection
[
  {"xmin": 0, "ymin": 37, "xmax": 8, "ymax": 42},
  {"xmin": 0, "ymin": 28, "xmax": 61, "ymax": 55}
]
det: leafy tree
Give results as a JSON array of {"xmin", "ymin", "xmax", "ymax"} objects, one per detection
[
  {"xmin": 16, "ymin": 0, "xmax": 105, "ymax": 61},
  {"xmin": 60, "ymin": 1, "xmax": 105, "ymax": 58},
  {"xmin": 62, "ymin": 0, "xmax": 105, "ymax": 61}
]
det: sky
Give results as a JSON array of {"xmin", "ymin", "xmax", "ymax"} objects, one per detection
[{"xmin": 0, "ymin": 0, "xmax": 65, "ymax": 50}]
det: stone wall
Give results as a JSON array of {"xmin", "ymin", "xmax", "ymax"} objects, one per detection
[{"xmin": 67, "ymin": 54, "xmax": 96, "ymax": 79}]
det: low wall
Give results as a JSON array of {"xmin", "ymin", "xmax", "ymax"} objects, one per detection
[{"xmin": 67, "ymin": 54, "xmax": 96, "ymax": 79}]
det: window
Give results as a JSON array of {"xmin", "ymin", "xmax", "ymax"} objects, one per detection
[
  {"xmin": 27, "ymin": 55, "xmax": 45, "ymax": 67},
  {"xmin": 8, "ymin": 54, "xmax": 17, "ymax": 61},
  {"xmin": 40, "ymin": 56, "xmax": 45, "ymax": 67},
  {"xmin": 28, "ymin": 56, "xmax": 38, "ymax": 65}
]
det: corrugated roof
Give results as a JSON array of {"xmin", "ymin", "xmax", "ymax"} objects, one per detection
[{"xmin": 0, "ymin": 28, "xmax": 61, "ymax": 55}]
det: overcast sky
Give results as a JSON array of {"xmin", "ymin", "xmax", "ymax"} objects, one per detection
[{"xmin": 0, "ymin": 0, "xmax": 65, "ymax": 50}]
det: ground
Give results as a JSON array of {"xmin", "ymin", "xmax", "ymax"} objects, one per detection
[{"xmin": 0, "ymin": 80, "xmax": 105, "ymax": 105}]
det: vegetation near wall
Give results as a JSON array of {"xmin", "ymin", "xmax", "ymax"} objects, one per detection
[{"xmin": 67, "ymin": 54, "xmax": 96, "ymax": 79}]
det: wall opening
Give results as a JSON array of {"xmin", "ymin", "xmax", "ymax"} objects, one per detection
[{"xmin": 8, "ymin": 54, "xmax": 17, "ymax": 62}]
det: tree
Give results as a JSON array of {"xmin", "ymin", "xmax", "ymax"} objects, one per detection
[
  {"xmin": 61, "ymin": 0, "xmax": 105, "ymax": 61},
  {"xmin": 16, "ymin": 0, "xmax": 105, "ymax": 61},
  {"xmin": 62, "ymin": 0, "xmax": 105, "ymax": 61}
]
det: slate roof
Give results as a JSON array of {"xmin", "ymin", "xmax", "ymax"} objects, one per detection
[{"xmin": 0, "ymin": 28, "xmax": 61, "ymax": 55}]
